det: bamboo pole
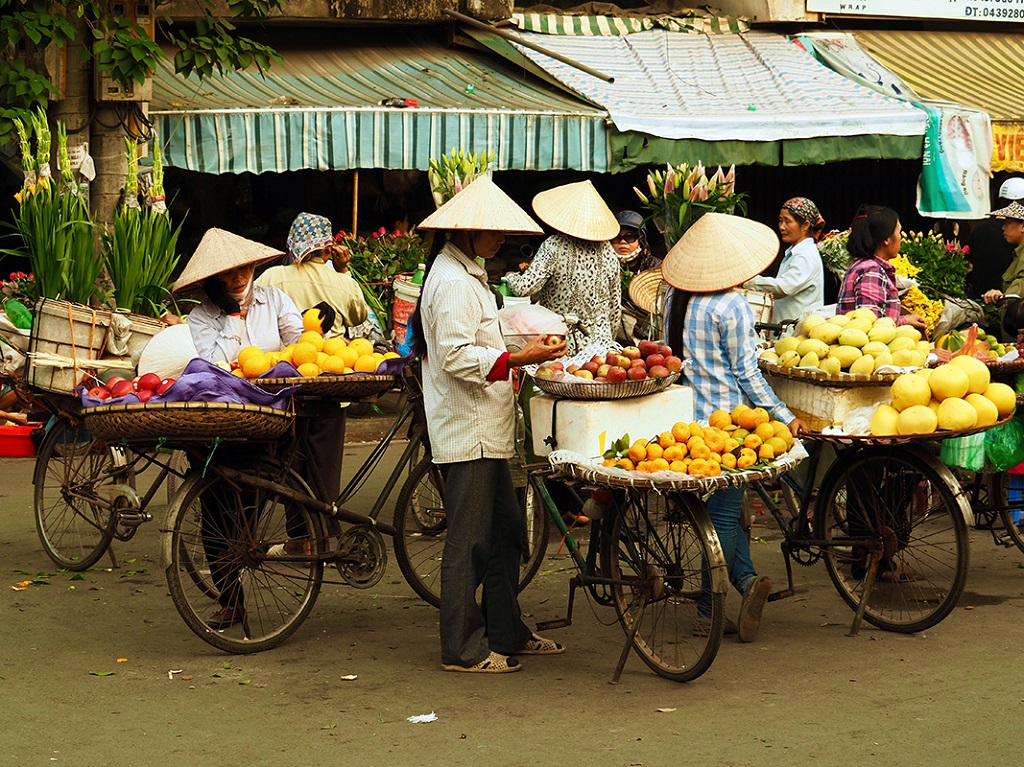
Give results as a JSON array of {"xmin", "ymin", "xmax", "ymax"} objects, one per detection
[{"xmin": 351, "ymin": 169, "xmax": 359, "ymax": 234}]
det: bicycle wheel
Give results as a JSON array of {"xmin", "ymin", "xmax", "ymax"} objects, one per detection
[
  {"xmin": 814, "ymin": 446, "xmax": 969, "ymax": 633},
  {"xmin": 163, "ymin": 459, "xmax": 325, "ymax": 653},
  {"xmin": 601, "ymin": 490, "xmax": 726, "ymax": 683},
  {"xmin": 392, "ymin": 457, "xmax": 550, "ymax": 608},
  {"xmin": 990, "ymin": 473, "xmax": 1024, "ymax": 554},
  {"xmin": 163, "ymin": 449, "xmax": 187, "ymax": 506},
  {"xmin": 34, "ymin": 419, "xmax": 125, "ymax": 570}
]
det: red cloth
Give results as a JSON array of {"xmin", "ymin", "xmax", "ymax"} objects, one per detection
[
  {"xmin": 487, "ymin": 351, "xmax": 511, "ymax": 381},
  {"xmin": 1007, "ymin": 461, "xmax": 1024, "ymax": 475}
]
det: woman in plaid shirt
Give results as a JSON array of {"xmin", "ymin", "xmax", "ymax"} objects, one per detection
[
  {"xmin": 662, "ymin": 213, "xmax": 806, "ymax": 643},
  {"xmin": 837, "ymin": 205, "xmax": 927, "ymax": 331}
]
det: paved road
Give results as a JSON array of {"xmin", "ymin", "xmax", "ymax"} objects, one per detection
[{"xmin": 2, "ymin": 442, "xmax": 1023, "ymax": 767}]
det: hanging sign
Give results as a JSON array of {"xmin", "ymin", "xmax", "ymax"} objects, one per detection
[
  {"xmin": 807, "ymin": 0, "xmax": 1024, "ymax": 21},
  {"xmin": 993, "ymin": 124, "xmax": 1024, "ymax": 173}
]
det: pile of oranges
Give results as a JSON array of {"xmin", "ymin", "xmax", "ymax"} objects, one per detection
[
  {"xmin": 601, "ymin": 405, "xmax": 795, "ymax": 477},
  {"xmin": 232, "ymin": 310, "xmax": 398, "ymax": 379}
]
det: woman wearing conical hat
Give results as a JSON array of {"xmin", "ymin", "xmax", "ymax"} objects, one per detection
[
  {"xmin": 412, "ymin": 175, "xmax": 567, "ymax": 674},
  {"xmin": 505, "ymin": 180, "xmax": 621, "ymax": 356},
  {"xmin": 662, "ymin": 213, "xmax": 806, "ymax": 643}
]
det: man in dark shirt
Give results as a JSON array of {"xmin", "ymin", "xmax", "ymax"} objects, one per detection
[{"xmin": 969, "ymin": 177, "xmax": 1024, "ymax": 299}]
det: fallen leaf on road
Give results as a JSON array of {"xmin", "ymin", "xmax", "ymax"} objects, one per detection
[
  {"xmin": 90, "ymin": 671, "xmax": 115, "ymax": 677},
  {"xmin": 116, "ymin": 658, "xmax": 128, "ymax": 663}
]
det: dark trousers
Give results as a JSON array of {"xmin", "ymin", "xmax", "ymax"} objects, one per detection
[
  {"xmin": 439, "ymin": 458, "xmax": 532, "ymax": 667},
  {"xmin": 292, "ymin": 409, "xmax": 347, "ymax": 502}
]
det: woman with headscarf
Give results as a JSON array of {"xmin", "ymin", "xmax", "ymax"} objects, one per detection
[
  {"xmin": 410, "ymin": 175, "xmax": 567, "ymax": 674},
  {"xmin": 255, "ymin": 212, "xmax": 369, "ymax": 503},
  {"xmin": 744, "ymin": 197, "xmax": 826, "ymax": 323},
  {"xmin": 255, "ymin": 212, "xmax": 368, "ymax": 336},
  {"xmin": 504, "ymin": 181, "xmax": 621, "ymax": 356},
  {"xmin": 662, "ymin": 213, "xmax": 806, "ymax": 643},
  {"xmin": 173, "ymin": 229, "xmax": 305, "ymax": 630}
]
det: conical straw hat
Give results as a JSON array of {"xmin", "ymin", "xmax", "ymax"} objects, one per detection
[
  {"xmin": 172, "ymin": 228, "xmax": 283, "ymax": 292},
  {"xmin": 627, "ymin": 268, "xmax": 664, "ymax": 313},
  {"xmin": 417, "ymin": 176, "xmax": 543, "ymax": 234},
  {"xmin": 532, "ymin": 180, "xmax": 619, "ymax": 242},
  {"xmin": 990, "ymin": 201, "xmax": 1024, "ymax": 221},
  {"xmin": 661, "ymin": 213, "xmax": 779, "ymax": 293}
]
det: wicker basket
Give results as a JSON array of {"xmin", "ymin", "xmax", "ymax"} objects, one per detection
[
  {"xmin": 532, "ymin": 371, "xmax": 679, "ymax": 400},
  {"xmin": 759, "ymin": 359, "xmax": 905, "ymax": 387},
  {"xmin": 82, "ymin": 401, "xmax": 294, "ymax": 445},
  {"xmin": 251, "ymin": 373, "xmax": 395, "ymax": 399},
  {"xmin": 799, "ymin": 414, "xmax": 1013, "ymax": 446}
]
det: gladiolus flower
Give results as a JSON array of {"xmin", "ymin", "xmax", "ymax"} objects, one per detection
[{"xmin": 664, "ymin": 171, "xmax": 675, "ymax": 196}]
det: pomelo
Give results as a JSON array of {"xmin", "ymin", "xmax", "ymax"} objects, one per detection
[
  {"xmin": 983, "ymin": 382, "xmax": 1016, "ymax": 417},
  {"xmin": 897, "ymin": 405, "xmax": 938, "ymax": 435},
  {"xmin": 870, "ymin": 404, "xmax": 900, "ymax": 436},
  {"xmin": 936, "ymin": 397, "xmax": 977, "ymax": 431},
  {"xmin": 948, "ymin": 355, "xmax": 990, "ymax": 394},
  {"xmin": 890, "ymin": 373, "xmax": 932, "ymax": 411},
  {"xmin": 966, "ymin": 393, "xmax": 999, "ymax": 427},
  {"xmin": 927, "ymin": 364, "xmax": 970, "ymax": 401}
]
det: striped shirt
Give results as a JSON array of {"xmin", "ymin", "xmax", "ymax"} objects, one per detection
[
  {"xmin": 671, "ymin": 289, "xmax": 795, "ymax": 424},
  {"xmin": 420, "ymin": 243, "xmax": 516, "ymax": 464}
]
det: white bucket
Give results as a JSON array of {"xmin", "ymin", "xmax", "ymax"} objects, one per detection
[{"xmin": 392, "ymin": 275, "xmax": 421, "ymax": 353}]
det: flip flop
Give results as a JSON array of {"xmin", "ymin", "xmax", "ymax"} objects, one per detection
[{"xmin": 442, "ymin": 651, "xmax": 521, "ymax": 674}]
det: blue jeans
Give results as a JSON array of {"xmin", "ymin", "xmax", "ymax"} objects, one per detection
[
  {"xmin": 439, "ymin": 459, "xmax": 532, "ymax": 667},
  {"xmin": 699, "ymin": 486, "xmax": 758, "ymax": 618}
]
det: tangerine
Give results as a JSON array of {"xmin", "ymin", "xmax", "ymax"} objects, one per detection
[
  {"xmin": 731, "ymin": 404, "xmax": 751, "ymax": 422},
  {"xmin": 323, "ymin": 337, "xmax": 348, "ymax": 356},
  {"xmin": 354, "ymin": 354, "xmax": 380, "ymax": 373},
  {"xmin": 322, "ymin": 355, "xmax": 347, "ymax": 374},
  {"xmin": 688, "ymin": 422, "xmax": 704, "ymax": 439},
  {"xmin": 671, "ymin": 422, "xmax": 691, "ymax": 443},
  {"xmin": 721, "ymin": 453, "xmax": 737, "ymax": 469},
  {"xmin": 645, "ymin": 442, "xmax": 664, "ymax": 461},
  {"xmin": 663, "ymin": 444, "xmax": 685, "ymax": 462},
  {"xmin": 241, "ymin": 353, "xmax": 270, "ymax": 378},
  {"xmin": 758, "ymin": 444, "xmax": 776, "ymax": 460},
  {"xmin": 705, "ymin": 461, "xmax": 721, "ymax": 477},
  {"xmin": 617, "ymin": 458, "xmax": 635, "ymax": 471},
  {"xmin": 650, "ymin": 457, "xmax": 670, "ymax": 472},
  {"xmin": 669, "ymin": 460, "xmax": 687, "ymax": 473},
  {"xmin": 743, "ymin": 434, "xmax": 763, "ymax": 450},
  {"xmin": 297, "ymin": 362, "xmax": 321, "ymax": 377},
  {"xmin": 689, "ymin": 443, "xmax": 711, "ymax": 461},
  {"xmin": 628, "ymin": 440, "xmax": 649, "ymax": 463},
  {"xmin": 292, "ymin": 342, "xmax": 319, "ymax": 367},
  {"xmin": 658, "ymin": 431, "xmax": 676, "ymax": 448},
  {"xmin": 299, "ymin": 330, "xmax": 324, "ymax": 352},
  {"xmin": 709, "ymin": 409, "xmax": 732, "ymax": 430}
]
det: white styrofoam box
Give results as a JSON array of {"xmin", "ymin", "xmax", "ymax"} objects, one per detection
[
  {"xmin": 530, "ymin": 386, "xmax": 694, "ymax": 458},
  {"xmin": 765, "ymin": 376, "xmax": 889, "ymax": 434}
]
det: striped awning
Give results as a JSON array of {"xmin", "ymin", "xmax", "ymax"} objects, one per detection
[
  {"xmin": 150, "ymin": 30, "xmax": 610, "ymax": 175},
  {"xmin": 511, "ymin": 10, "xmax": 746, "ymax": 35},
  {"xmin": 468, "ymin": 26, "xmax": 926, "ymax": 168},
  {"xmin": 853, "ymin": 30, "xmax": 1024, "ymax": 172}
]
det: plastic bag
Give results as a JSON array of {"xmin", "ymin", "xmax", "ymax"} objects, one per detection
[
  {"xmin": 497, "ymin": 303, "xmax": 567, "ymax": 337},
  {"xmin": 984, "ymin": 413, "xmax": 1024, "ymax": 472},
  {"xmin": 940, "ymin": 432, "xmax": 985, "ymax": 472}
]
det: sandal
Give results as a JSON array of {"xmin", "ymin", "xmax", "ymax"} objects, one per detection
[
  {"xmin": 442, "ymin": 651, "xmax": 521, "ymax": 674},
  {"xmin": 514, "ymin": 633, "xmax": 565, "ymax": 655}
]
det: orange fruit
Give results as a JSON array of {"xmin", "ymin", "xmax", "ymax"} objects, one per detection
[
  {"xmin": 354, "ymin": 354, "xmax": 379, "ymax": 373},
  {"xmin": 628, "ymin": 440, "xmax": 649, "ymax": 463},
  {"xmin": 754, "ymin": 422, "xmax": 776, "ymax": 442},
  {"xmin": 323, "ymin": 337, "xmax": 348, "ymax": 356},
  {"xmin": 750, "ymin": 407, "xmax": 770, "ymax": 427},
  {"xmin": 709, "ymin": 409, "xmax": 732, "ymax": 430},
  {"xmin": 705, "ymin": 461, "xmax": 721, "ymax": 477},
  {"xmin": 292, "ymin": 342, "xmax": 319, "ymax": 367},
  {"xmin": 663, "ymin": 444, "xmax": 684, "ymax": 462},
  {"xmin": 299, "ymin": 330, "xmax": 324, "ymax": 352},
  {"xmin": 736, "ymin": 409, "xmax": 759, "ymax": 430},
  {"xmin": 688, "ymin": 458, "xmax": 709, "ymax": 476},
  {"xmin": 686, "ymin": 435, "xmax": 705, "ymax": 451},
  {"xmin": 704, "ymin": 430, "xmax": 726, "ymax": 453},
  {"xmin": 688, "ymin": 422, "xmax": 704, "ymax": 439},
  {"xmin": 602, "ymin": 458, "xmax": 617, "ymax": 467},
  {"xmin": 645, "ymin": 442, "xmax": 664, "ymax": 461},
  {"xmin": 617, "ymin": 458, "xmax": 635, "ymax": 471},
  {"xmin": 669, "ymin": 460, "xmax": 687, "ymax": 473},
  {"xmin": 303, "ymin": 307, "xmax": 326, "ymax": 333},
  {"xmin": 724, "ymin": 438, "xmax": 739, "ymax": 453},
  {"xmin": 744, "ymin": 434, "xmax": 763, "ymax": 450},
  {"xmin": 636, "ymin": 461, "xmax": 650, "ymax": 473},
  {"xmin": 689, "ymin": 443, "xmax": 711, "ymax": 460},
  {"xmin": 322, "ymin": 355, "xmax": 347, "ymax": 374},
  {"xmin": 658, "ymin": 431, "xmax": 676, "ymax": 448},
  {"xmin": 337, "ymin": 346, "xmax": 359, "ymax": 368},
  {"xmin": 241, "ymin": 353, "xmax": 270, "ymax": 378},
  {"xmin": 708, "ymin": 452, "xmax": 722, "ymax": 463},
  {"xmin": 348, "ymin": 337, "xmax": 373, "ymax": 357},
  {"xmin": 758, "ymin": 444, "xmax": 776, "ymax": 460},
  {"xmin": 721, "ymin": 453, "xmax": 737, "ymax": 469},
  {"xmin": 237, "ymin": 345, "xmax": 263, "ymax": 367},
  {"xmin": 316, "ymin": 351, "xmax": 330, "ymax": 368},
  {"xmin": 297, "ymin": 362, "xmax": 321, "ymax": 377},
  {"xmin": 671, "ymin": 422, "xmax": 691, "ymax": 443},
  {"xmin": 650, "ymin": 457, "xmax": 670, "ymax": 472},
  {"xmin": 731, "ymin": 404, "xmax": 751, "ymax": 422}
]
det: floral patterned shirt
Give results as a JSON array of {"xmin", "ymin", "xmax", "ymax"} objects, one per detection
[{"xmin": 505, "ymin": 234, "xmax": 621, "ymax": 355}]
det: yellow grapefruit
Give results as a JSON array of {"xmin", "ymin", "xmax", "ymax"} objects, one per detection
[
  {"xmin": 241, "ymin": 353, "xmax": 270, "ymax": 378},
  {"xmin": 292, "ymin": 342, "xmax": 319, "ymax": 367},
  {"xmin": 299, "ymin": 330, "xmax": 324, "ymax": 352},
  {"xmin": 948, "ymin": 355, "xmax": 991, "ymax": 394},
  {"xmin": 297, "ymin": 362, "xmax": 321, "ymax": 377},
  {"xmin": 323, "ymin": 337, "xmax": 348, "ymax": 356},
  {"xmin": 354, "ymin": 354, "xmax": 379, "ymax": 373}
]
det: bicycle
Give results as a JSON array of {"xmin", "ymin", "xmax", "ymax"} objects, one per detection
[
  {"xmin": 749, "ymin": 435, "xmax": 971, "ymax": 635},
  {"xmin": 956, "ymin": 469, "xmax": 1024, "ymax": 554}
]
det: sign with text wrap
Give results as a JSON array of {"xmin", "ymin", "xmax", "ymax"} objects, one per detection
[{"xmin": 807, "ymin": 0, "xmax": 1024, "ymax": 22}]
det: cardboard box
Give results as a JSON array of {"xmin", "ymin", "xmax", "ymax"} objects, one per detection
[{"xmin": 529, "ymin": 386, "xmax": 694, "ymax": 458}]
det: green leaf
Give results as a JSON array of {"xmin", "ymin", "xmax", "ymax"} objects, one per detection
[{"xmin": 90, "ymin": 671, "xmax": 115, "ymax": 676}]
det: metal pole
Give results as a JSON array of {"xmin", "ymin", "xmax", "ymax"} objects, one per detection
[
  {"xmin": 442, "ymin": 9, "xmax": 615, "ymax": 84},
  {"xmin": 351, "ymin": 169, "xmax": 359, "ymax": 234}
]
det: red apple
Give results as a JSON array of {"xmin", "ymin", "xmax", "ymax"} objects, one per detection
[
  {"xmin": 581, "ymin": 361, "xmax": 600, "ymax": 375},
  {"xmin": 87, "ymin": 386, "xmax": 110, "ymax": 400},
  {"xmin": 638, "ymin": 339, "xmax": 659, "ymax": 358},
  {"xmin": 646, "ymin": 353, "xmax": 666, "ymax": 369},
  {"xmin": 136, "ymin": 389, "xmax": 154, "ymax": 403},
  {"xmin": 535, "ymin": 366, "xmax": 555, "ymax": 381},
  {"xmin": 658, "ymin": 344, "xmax": 673, "ymax": 357},
  {"xmin": 566, "ymin": 364, "xmax": 580, "ymax": 375},
  {"xmin": 614, "ymin": 355, "xmax": 631, "ymax": 369},
  {"xmin": 594, "ymin": 376, "xmax": 608, "ymax": 383},
  {"xmin": 156, "ymin": 377, "xmax": 176, "ymax": 395},
  {"xmin": 606, "ymin": 366, "xmax": 628, "ymax": 383},
  {"xmin": 627, "ymin": 366, "xmax": 648, "ymax": 381},
  {"xmin": 109, "ymin": 379, "xmax": 135, "ymax": 399},
  {"xmin": 137, "ymin": 372, "xmax": 162, "ymax": 391},
  {"xmin": 621, "ymin": 345, "xmax": 641, "ymax": 360},
  {"xmin": 547, "ymin": 361, "xmax": 564, "ymax": 372},
  {"xmin": 544, "ymin": 334, "xmax": 564, "ymax": 346},
  {"xmin": 575, "ymin": 369, "xmax": 594, "ymax": 380},
  {"xmin": 649, "ymin": 365, "xmax": 670, "ymax": 379},
  {"xmin": 590, "ymin": 354, "xmax": 606, "ymax": 366},
  {"xmin": 104, "ymin": 376, "xmax": 127, "ymax": 391},
  {"xmin": 664, "ymin": 355, "xmax": 683, "ymax": 373},
  {"xmin": 596, "ymin": 363, "xmax": 612, "ymax": 378},
  {"xmin": 629, "ymin": 358, "xmax": 647, "ymax": 369}
]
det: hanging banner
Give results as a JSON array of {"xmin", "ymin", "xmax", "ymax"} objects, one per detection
[
  {"xmin": 798, "ymin": 32, "xmax": 992, "ymax": 219},
  {"xmin": 807, "ymin": 0, "xmax": 1024, "ymax": 22},
  {"xmin": 993, "ymin": 124, "xmax": 1024, "ymax": 173}
]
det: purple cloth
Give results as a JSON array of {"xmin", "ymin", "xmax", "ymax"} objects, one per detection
[{"xmin": 78, "ymin": 354, "xmax": 411, "ymax": 408}]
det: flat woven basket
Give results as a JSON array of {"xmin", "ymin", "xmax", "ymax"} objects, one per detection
[
  {"xmin": 532, "ymin": 371, "xmax": 680, "ymax": 400},
  {"xmin": 759, "ymin": 359, "xmax": 904, "ymax": 388},
  {"xmin": 82, "ymin": 401, "xmax": 294, "ymax": 445},
  {"xmin": 799, "ymin": 413, "xmax": 1013, "ymax": 446},
  {"xmin": 252, "ymin": 374, "xmax": 395, "ymax": 399},
  {"xmin": 548, "ymin": 442, "xmax": 807, "ymax": 492}
]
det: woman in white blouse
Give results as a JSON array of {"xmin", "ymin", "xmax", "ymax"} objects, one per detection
[{"xmin": 744, "ymin": 197, "xmax": 826, "ymax": 323}]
